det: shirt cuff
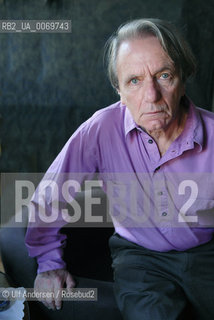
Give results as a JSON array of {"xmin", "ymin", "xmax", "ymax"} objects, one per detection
[
  {"xmin": 37, "ymin": 258, "xmax": 67, "ymax": 274},
  {"xmin": 36, "ymin": 247, "xmax": 66, "ymax": 274}
]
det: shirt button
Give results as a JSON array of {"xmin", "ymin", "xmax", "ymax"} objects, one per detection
[
  {"xmin": 162, "ymin": 212, "xmax": 167, "ymax": 216},
  {"xmin": 148, "ymin": 139, "xmax": 153, "ymax": 144},
  {"xmin": 157, "ymin": 191, "xmax": 163, "ymax": 196}
]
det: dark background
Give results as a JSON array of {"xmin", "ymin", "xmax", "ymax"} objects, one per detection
[{"xmin": 0, "ymin": 0, "xmax": 213, "ymax": 173}]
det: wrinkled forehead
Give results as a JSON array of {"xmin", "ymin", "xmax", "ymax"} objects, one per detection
[
  {"xmin": 118, "ymin": 35, "xmax": 163, "ymax": 56},
  {"xmin": 116, "ymin": 36, "xmax": 175, "ymax": 74}
]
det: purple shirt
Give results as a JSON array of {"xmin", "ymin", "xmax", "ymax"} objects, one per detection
[{"xmin": 25, "ymin": 97, "xmax": 214, "ymax": 273}]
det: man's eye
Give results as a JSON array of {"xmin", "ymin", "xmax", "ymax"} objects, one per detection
[
  {"xmin": 160, "ymin": 73, "xmax": 170, "ymax": 79},
  {"xmin": 130, "ymin": 78, "xmax": 139, "ymax": 84}
]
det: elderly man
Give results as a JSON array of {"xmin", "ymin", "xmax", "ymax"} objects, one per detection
[{"xmin": 25, "ymin": 18, "xmax": 214, "ymax": 319}]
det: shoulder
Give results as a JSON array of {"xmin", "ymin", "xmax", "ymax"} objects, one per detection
[
  {"xmin": 78, "ymin": 100, "xmax": 125, "ymax": 135},
  {"xmin": 196, "ymin": 107, "xmax": 214, "ymax": 121},
  {"xmin": 196, "ymin": 107, "xmax": 214, "ymax": 129},
  {"xmin": 87, "ymin": 100, "xmax": 125, "ymax": 125}
]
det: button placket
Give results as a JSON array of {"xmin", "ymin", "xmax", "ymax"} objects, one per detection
[
  {"xmin": 162, "ymin": 211, "xmax": 167, "ymax": 216},
  {"xmin": 157, "ymin": 191, "xmax": 163, "ymax": 196},
  {"xmin": 139, "ymin": 133, "xmax": 159, "ymax": 166},
  {"xmin": 153, "ymin": 172, "xmax": 170, "ymax": 222}
]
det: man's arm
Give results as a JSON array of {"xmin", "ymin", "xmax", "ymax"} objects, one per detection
[
  {"xmin": 25, "ymin": 120, "xmax": 99, "ymax": 309},
  {"xmin": 25, "ymin": 201, "xmax": 76, "ymax": 309}
]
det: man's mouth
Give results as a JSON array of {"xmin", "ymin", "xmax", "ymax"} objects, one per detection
[{"xmin": 145, "ymin": 110, "xmax": 164, "ymax": 115}]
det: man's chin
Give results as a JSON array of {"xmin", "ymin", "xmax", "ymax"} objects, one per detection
[{"xmin": 139, "ymin": 121, "xmax": 167, "ymax": 133}]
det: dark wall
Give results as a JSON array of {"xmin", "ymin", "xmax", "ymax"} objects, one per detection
[{"xmin": 0, "ymin": 0, "xmax": 213, "ymax": 172}]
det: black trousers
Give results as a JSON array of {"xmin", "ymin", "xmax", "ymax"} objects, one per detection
[{"xmin": 109, "ymin": 233, "xmax": 214, "ymax": 320}]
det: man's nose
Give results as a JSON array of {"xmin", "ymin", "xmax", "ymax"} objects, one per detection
[{"xmin": 143, "ymin": 79, "xmax": 161, "ymax": 103}]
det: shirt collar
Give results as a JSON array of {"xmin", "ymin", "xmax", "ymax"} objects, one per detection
[
  {"xmin": 124, "ymin": 105, "xmax": 137, "ymax": 136},
  {"xmin": 123, "ymin": 96, "xmax": 204, "ymax": 151},
  {"xmin": 179, "ymin": 96, "xmax": 203, "ymax": 152},
  {"xmin": 124, "ymin": 105, "xmax": 140, "ymax": 136}
]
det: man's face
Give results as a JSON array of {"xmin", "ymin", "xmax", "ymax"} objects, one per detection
[{"xmin": 117, "ymin": 36, "xmax": 185, "ymax": 134}]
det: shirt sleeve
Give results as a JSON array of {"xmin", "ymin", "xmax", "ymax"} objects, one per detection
[{"xmin": 25, "ymin": 121, "xmax": 99, "ymax": 273}]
